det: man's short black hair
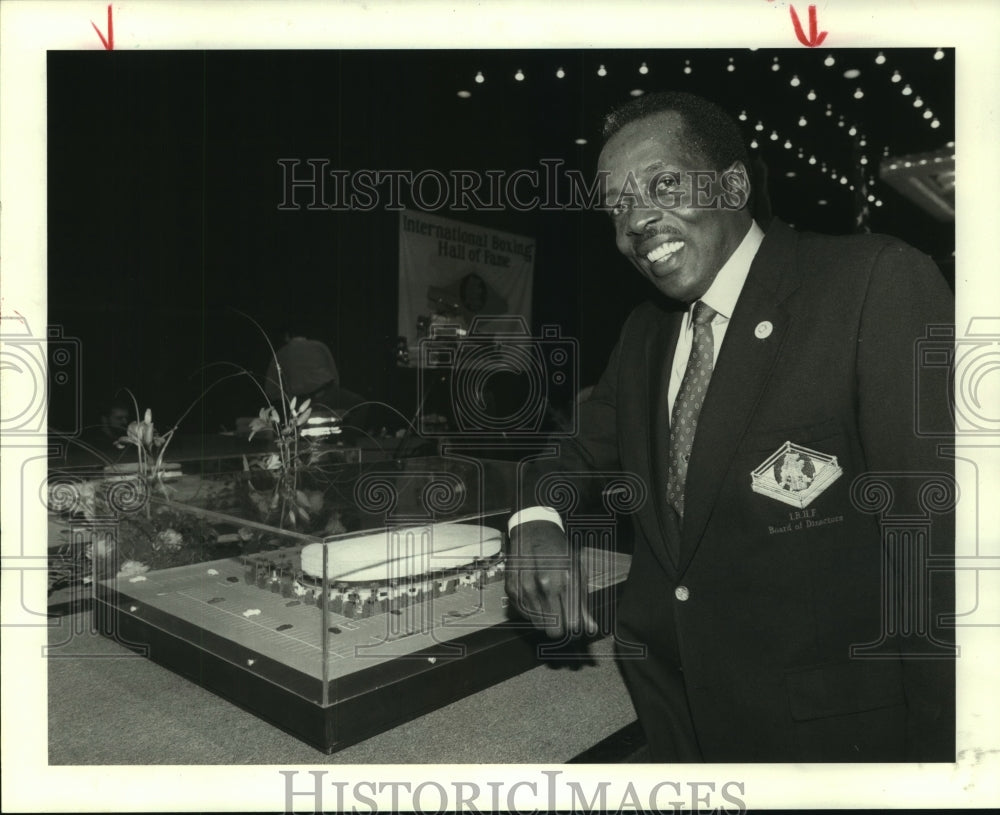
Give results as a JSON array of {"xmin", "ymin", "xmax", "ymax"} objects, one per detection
[{"xmin": 601, "ymin": 90, "xmax": 749, "ymax": 172}]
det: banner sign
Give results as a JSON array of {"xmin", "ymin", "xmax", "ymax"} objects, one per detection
[{"xmin": 397, "ymin": 209, "xmax": 535, "ymax": 363}]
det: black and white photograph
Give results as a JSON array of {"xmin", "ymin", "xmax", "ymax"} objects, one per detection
[{"xmin": 2, "ymin": 2, "xmax": 998, "ymax": 812}]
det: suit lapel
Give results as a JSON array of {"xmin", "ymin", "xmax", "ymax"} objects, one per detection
[{"xmin": 678, "ymin": 220, "xmax": 801, "ymax": 572}]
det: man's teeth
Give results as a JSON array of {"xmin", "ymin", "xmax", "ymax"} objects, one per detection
[{"xmin": 646, "ymin": 240, "xmax": 683, "ymax": 262}]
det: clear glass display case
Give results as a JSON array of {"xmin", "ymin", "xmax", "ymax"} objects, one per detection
[{"xmin": 47, "ymin": 450, "xmax": 630, "ymax": 752}]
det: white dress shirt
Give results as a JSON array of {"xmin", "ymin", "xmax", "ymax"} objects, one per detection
[
  {"xmin": 666, "ymin": 221, "xmax": 765, "ymax": 417},
  {"xmin": 509, "ymin": 221, "xmax": 765, "ymax": 533}
]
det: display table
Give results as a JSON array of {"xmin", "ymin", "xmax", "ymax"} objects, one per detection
[{"xmin": 47, "ymin": 611, "xmax": 638, "ymax": 765}]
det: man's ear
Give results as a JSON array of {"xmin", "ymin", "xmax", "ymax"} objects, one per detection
[{"xmin": 719, "ymin": 161, "xmax": 752, "ymax": 211}]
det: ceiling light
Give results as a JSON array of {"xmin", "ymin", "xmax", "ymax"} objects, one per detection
[
  {"xmin": 750, "ymin": 139, "xmax": 758, "ymax": 149},
  {"xmin": 755, "ymin": 120, "xmax": 764, "ymax": 131},
  {"xmin": 456, "ymin": 90, "xmax": 471, "ymax": 98},
  {"xmin": 683, "ymin": 61, "xmax": 692, "ymax": 75},
  {"xmin": 923, "ymin": 109, "xmax": 934, "ymax": 119},
  {"xmin": 597, "ymin": 64, "xmax": 607, "ymax": 77},
  {"xmin": 913, "ymin": 96, "xmax": 923, "ymax": 107},
  {"xmin": 843, "ymin": 68, "xmax": 861, "ymax": 79},
  {"xmin": 639, "ymin": 62, "xmax": 649, "ymax": 75},
  {"xmin": 824, "ymin": 54, "xmax": 835, "ymax": 67},
  {"xmin": 798, "ymin": 116, "xmax": 807, "ymax": 126},
  {"xmin": 891, "ymin": 70, "xmax": 901, "ymax": 83},
  {"xmin": 629, "ymin": 88, "xmax": 645, "ymax": 97},
  {"xmin": 807, "ymin": 89, "xmax": 817, "ymax": 101},
  {"xmin": 727, "ymin": 58, "xmax": 735, "ymax": 73},
  {"xmin": 784, "ymin": 139, "xmax": 793, "ymax": 149},
  {"xmin": 901, "ymin": 84, "xmax": 912, "ymax": 96},
  {"xmin": 818, "ymin": 199, "xmax": 828, "ymax": 205},
  {"xmin": 790, "ymin": 74, "xmax": 801, "ymax": 86},
  {"xmin": 808, "ymin": 155, "xmax": 817, "ymax": 165},
  {"xmin": 934, "ymin": 48, "xmax": 945, "ymax": 61},
  {"xmin": 514, "ymin": 69, "xmax": 524, "ymax": 81},
  {"xmin": 770, "ymin": 130, "xmax": 779, "ymax": 141},
  {"xmin": 930, "ymin": 119, "xmax": 941, "ymax": 129},
  {"xmin": 853, "ymin": 88, "xmax": 864, "ymax": 99},
  {"xmin": 574, "ymin": 138, "xmax": 587, "ymax": 145},
  {"xmin": 555, "ymin": 67, "xmax": 565, "ymax": 79},
  {"xmin": 474, "ymin": 71, "xmax": 484, "ymax": 84},
  {"xmin": 786, "ymin": 171, "xmax": 797, "ymax": 178},
  {"xmin": 738, "ymin": 110, "xmax": 748, "ymax": 121},
  {"xmin": 875, "ymin": 52, "xmax": 886, "ymax": 65}
]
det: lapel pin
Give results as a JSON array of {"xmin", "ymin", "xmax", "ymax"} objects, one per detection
[{"xmin": 754, "ymin": 320, "xmax": 773, "ymax": 339}]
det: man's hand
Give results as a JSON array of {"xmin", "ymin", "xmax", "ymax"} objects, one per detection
[{"xmin": 505, "ymin": 520, "xmax": 598, "ymax": 639}]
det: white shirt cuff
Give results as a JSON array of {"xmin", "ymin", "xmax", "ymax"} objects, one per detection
[{"xmin": 508, "ymin": 506, "xmax": 564, "ymax": 533}]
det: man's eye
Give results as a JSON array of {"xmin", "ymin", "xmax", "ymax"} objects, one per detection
[
  {"xmin": 655, "ymin": 176, "xmax": 677, "ymax": 191},
  {"xmin": 608, "ymin": 199, "xmax": 634, "ymax": 217}
]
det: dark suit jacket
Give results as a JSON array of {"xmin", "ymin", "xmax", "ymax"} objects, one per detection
[{"xmin": 526, "ymin": 220, "xmax": 955, "ymax": 762}]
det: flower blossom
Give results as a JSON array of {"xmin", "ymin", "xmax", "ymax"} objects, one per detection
[
  {"xmin": 155, "ymin": 528, "xmax": 184, "ymax": 551},
  {"xmin": 118, "ymin": 560, "xmax": 150, "ymax": 578}
]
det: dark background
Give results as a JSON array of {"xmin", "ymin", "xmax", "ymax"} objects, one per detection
[{"xmin": 47, "ymin": 49, "xmax": 954, "ymax": 436}]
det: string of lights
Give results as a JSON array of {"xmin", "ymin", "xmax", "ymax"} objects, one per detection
[{"xmin": 452, "ymin": 50, "xmax": 951, "ymax": 224}]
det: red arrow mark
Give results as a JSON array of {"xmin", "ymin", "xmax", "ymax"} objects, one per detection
[
  {"xmin": 91, "ymin": 4, "xmax": 114, "ymax": 51},
  {"xmin": 790, "ymin": 4, "xmax": 828, "ymax": 48}
]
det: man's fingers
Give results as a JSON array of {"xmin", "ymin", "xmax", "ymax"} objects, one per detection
[
  {"xmin": 526, "ymin": 570, "xmax": 569, "ymax": 637},
  {"xmin": 557, "ymin": 565, "xmax": 599, "ymax": 639},
  {"xmin": 505, "ymin": 522, "xmax": 599, "ymax": 639}
]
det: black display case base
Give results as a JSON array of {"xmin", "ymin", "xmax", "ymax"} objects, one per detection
[{"xmin": 93, "ymin": 548, "xmax": 630, "ymax": 753}]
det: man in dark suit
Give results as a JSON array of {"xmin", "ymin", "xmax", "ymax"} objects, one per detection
[{"xmin": 506, "ymin": 91, "xmax": 955, "ymax": 762}]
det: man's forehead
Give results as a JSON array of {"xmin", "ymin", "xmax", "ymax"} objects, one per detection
[{"xmin": 599, "ymin": 112, "xmax": 695, "ymax": 166}]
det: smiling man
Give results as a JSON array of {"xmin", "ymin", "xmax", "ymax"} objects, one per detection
[
  {"xmin": 506, "ymin": 91, "xmax": 955, "ymax": 763},
  {"xmin": 600, "ymin": 105, "xmax": 753, "ymax": 305}
]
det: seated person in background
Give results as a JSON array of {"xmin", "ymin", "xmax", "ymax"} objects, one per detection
[
  {"xmin": 98, "ymin": 401, "xmax": 131, "ymax": 444},
  {"xmin": 71, "ymin": 399, "xmax": 131, "ymax": 462},
  {"xmin": 263, "ymin": 323, "xmax": 368, "ymax": 432},
  {"xmin": 264, "ymin": 321, "xmax": 340, "ymax": 406}
]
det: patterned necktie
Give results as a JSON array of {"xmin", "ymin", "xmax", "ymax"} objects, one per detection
[{"xmin": 666, "ymin": 300, "xmax": 718, "ymax": 520}]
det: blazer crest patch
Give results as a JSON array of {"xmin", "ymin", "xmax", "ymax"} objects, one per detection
[{"xmin": 750, "ymin": 441, "xmax": 843, "ymax": 508}]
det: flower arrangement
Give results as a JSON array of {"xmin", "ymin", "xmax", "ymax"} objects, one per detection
[
  {"xmin": 112, "ymin": 407, "xmax": 173, "ymax": 489},
  {"xmin": 47, "ymin": 312, "xmax": 364, "ymax": 594},
  {"xmin": 92, "ymin": 506, "xmax": 226, "ymax": 579},
  {"xmin": 48, "ymin": 394, "xmax": 232, "ymax": 589},
  {"xmin": 244, "ymin": 395, "xmax": 323, "ymax": 528}
]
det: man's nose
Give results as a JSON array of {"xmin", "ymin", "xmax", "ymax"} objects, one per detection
[{"xmin": 626, "ymin": 202, "xmax": 662, "ymax": 235}]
